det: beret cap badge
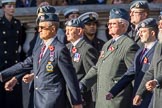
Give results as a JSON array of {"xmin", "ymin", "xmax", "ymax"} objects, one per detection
[
  {"xmin": 115, "ymin": 10, "xmax": 119, "ymax": 14},
  {"xmin": 141, "ymin": 23, "xmax": 145, "ymax": 27},
  {"xmin": 89, "ymin": 14, "xmax": 93, "ymax": 20},
  {"xmin": 40, "ymin": 16, "xmax": 45, "ymax": 21},
  {"xmin": 135, "ymin": 4, "xmax": 140, "ymax": 8}
]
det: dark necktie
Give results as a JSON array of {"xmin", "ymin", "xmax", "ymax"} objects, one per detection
[
  {"xmin": 140, "ymin": 48, "xmax": 147, "ymax": 63},
  {"xmin": 108, "ymin": 40, "xmax": 115, "ymax": 50},
  {"xmin": 38, "ymin": 44, "xmax": 46, "ymax": 64}
]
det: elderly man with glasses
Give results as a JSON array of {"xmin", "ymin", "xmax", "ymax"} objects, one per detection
[
  {"xmin": 0, "ymin": 13, "xmax": 83, "ymax": 108},
  {"xmin": 79, "ymin": 8, "xmax": 139, "ymax": 108},
  {"xmin": 128, "ymin": 1, "xmax": 149, "ymax": 47}
]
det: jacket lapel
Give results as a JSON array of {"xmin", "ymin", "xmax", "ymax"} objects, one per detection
[
  {"xmin": 103, "ymin": 36, "xmax": 126, "ymax": 60},
  {"xmin": 36, "ymin": 38, "xmax": 57, "ymax": 75},
  {"xmin": 72, "ymin": 38, "xmax": 84, "ymax": 57}
]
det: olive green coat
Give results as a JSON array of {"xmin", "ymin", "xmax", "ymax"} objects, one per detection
[{"xmin": 81, "ymin": 35, "xmax": 139, "ymax": 108}]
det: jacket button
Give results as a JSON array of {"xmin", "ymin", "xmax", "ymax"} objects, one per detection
[
  {"xmin": 4, "ymin": 51, "xmax": 7, "ymax": 54},
  {"xmin": 36, "ymin": 76, "xmax": 38, "ymax": 79},
  {"xmin": 15, "ymin": 50, "xmax": 18, "ymax": 53},
  {"xmin": 4, "ymin": 60, "xmax": 7, "ymax": 64},
  {"xmin": 35, "ymin": 87, "xmax": 38, "ymax": 90},
  {"xmin": 3, "ymin": 31, "xmax": 6, "ymax": 35},
  {"xmin": 15, "ymin": 60, "xmax": 18, "ymax": 63},
  {"xmin": 3, "ymin": 41, "xmax": 6, "ymax": 44}
]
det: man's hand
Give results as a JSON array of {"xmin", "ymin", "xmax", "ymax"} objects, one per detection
[
  {"xmin": 133, "ymin": 95, "xmax": 142, "ymax": 106},
  {"xmin": 4, "ymin": 77, "xmax": 18, "ymax": 91},
  {"xmin": 73, "ymin": 104, "xmax": 83, "ymax": 108},
  {"xmin": 106, "ymin": 92, "xmax": 114, "ymax": 100},
  {"xmin": 145, "ymin": 80, "xmax": 157, "ymax": 91},
  {"xmin": 22, "ymin": 73, "xmax": 34, "ymax": 83}
]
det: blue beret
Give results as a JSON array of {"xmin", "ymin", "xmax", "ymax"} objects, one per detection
[
  {"xmin": 138, "ymin": 18, "xmax": 158, "ymax": 30},
  {"xmin": 37, "ymin": 5, "xmax": 56, "ymax": 15},
  {"xmin": 65, "ymin": 18, "xmax": 83, "ymax": 28},
  {"xmin": 130, "ymin": 1, "xmax": 149, "ymax": 10},
  {"xmin": 62, "ymin": 7, "xmax": 79, "ymax": 18},
  {"xmin": 36, "ymin": 13, "xmax": 59, "ymax": 24},
  {"xmin": 78, "ymin": 12, "xmax": 98, "ymax": 24},
  {"xmin": 109, "ymin": 8, "xmax": 129, "ymax": 21}
]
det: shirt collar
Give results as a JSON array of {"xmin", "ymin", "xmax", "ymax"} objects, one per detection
[{"xmin": 72, "ymin": 36, "xmax": 83, "ymax": 46}]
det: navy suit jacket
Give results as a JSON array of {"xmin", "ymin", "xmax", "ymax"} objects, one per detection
[
  {"xmin": 1, "ymin": 36, "xmax": 82, "ymax": 108},
  {"xmin": 109, "ymin": 42, "xmax": 157, "ymax": 108}
]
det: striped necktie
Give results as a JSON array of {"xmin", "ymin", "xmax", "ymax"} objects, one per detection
[{"xmin": 38, "ymin": 44, "xmax": 46, "ymax": 64}]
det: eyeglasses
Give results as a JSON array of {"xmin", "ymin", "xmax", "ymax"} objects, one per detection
[
  {"xmin": 38, "ymin": 25, "xmax": 53, "ymax": 30},
  {"xmin": 130, "ymin": 11, "xmax": 144, "ymax": 15},
  {"xmin": 107, "ymin": 22, "xmax": 121, "ymax": 26}
]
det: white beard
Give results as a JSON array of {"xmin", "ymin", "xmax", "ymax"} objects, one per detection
[{"xmin": 158, "ymin": 30, "xmax": 162, "ymax": 43}]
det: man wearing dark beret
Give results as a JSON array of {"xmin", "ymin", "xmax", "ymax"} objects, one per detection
[
  {"xmin": 78, "ymin": 11, "xmax": 105, "ymax": 106},
  {"xmin": 0, "ymin": 13, "xmax": 83, "ymax": 108},
  {"xmin": 66, "ymin": 18, "xmax": 99, "ymax": 108},
  {"xmin": 106, "ymin": 18, "xmax": 158, "ymax": 108},
  {"xmin": 132, "ymin": 15, "xmax": 162, "ymax": 108},
  {"xmin": 129, "ymin": 0, "xmax": 149, "ymax": 47},
  {"xmin": 80, "ymin": 8, "xmax": 139, "ymax": 108}
]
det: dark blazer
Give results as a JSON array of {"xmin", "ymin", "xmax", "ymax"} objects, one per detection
[
  {"xmin": 136, "ymin": 42, "xmax": 162, "ymax": 108},
  {"xmin": 67, "ymin": 38, "xmax": 98, "ymax": 107},
  {"xmin": 84, "ymin": 36, "xmax": 105, "ymax": 52},
  {"xmin": 81, "ymin": 35, "xmax": 139, "ymax": 108},
  {"xmin": 1, "ymin": 36, "xmax": 82, "ymax": 108},
  {"xmin": 109, "ymin": 42, "xmax": 157, "ymax": 108}
]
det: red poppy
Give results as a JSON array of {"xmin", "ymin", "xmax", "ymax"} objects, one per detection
[
  {"xmin": 143, "ymin": 57, "xmax": 148, "ymax": 64},
  {"xmin": 48, "ymin": 45, "xmax": 55, "ymax": 51},
  {"xmin": 72, "ymin": 47, "xmax": 77, "ymax": 53},
  {"xmin": 108, "ymin": 46, "xmax": 114, "ymax": 51}
]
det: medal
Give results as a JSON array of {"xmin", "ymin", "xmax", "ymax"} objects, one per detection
[
  {"xmin": 73, "ymin": 53, "xmax": 80, "ymax": 62},
  {"xmin": 49, "ymin": 45, "xmax": 55, "ymax": 62},
  {"xmin": 46, "ymin": 62, "xmax": 54, "ymax": 72}
]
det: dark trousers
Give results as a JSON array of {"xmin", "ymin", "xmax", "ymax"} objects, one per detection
[
  {"xmin": 82, "ymin": 90, "xmax": 94, "ymax": 108},
  {"xmin": 0, "ymin": 82, "xmax": 23, "ymax": 108}
]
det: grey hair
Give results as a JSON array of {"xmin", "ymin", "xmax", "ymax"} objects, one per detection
[{"xmin": 118, "ymin": 18, "xmax": 129, "ymax": 32}]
